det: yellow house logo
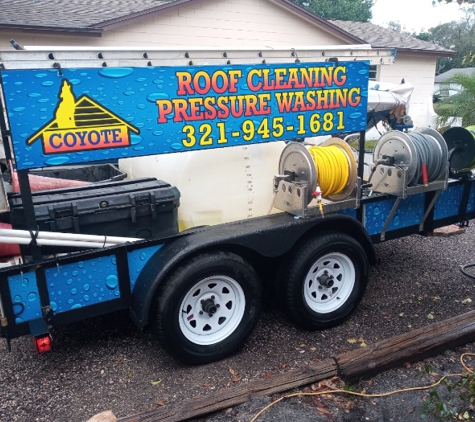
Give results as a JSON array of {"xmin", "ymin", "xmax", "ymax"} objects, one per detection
[{"xmin": 26, "ymin": 80, "xmax": 140, "ymax": 154}]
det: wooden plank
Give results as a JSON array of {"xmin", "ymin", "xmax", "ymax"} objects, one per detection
[
  {"xmin": 337, "ymin": 309, "xmax": 475, "ymax": 380},
  {"xmin": 119, "ymin": 310, "xmax": 475, "ymax": 422},
  {"xmin": 117, "ymin": 359, "xmax": 337, "ymax": 422}
]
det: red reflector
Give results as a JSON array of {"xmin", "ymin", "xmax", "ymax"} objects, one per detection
[{"xmin": 33, "ymin": 334, "xmax": 52, "ymax": 353}]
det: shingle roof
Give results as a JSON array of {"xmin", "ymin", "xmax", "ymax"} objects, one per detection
[
  {"xmin": 435, "ymin": 67, "xmax": 475, "ymax": 82},
  {"xmin": 329, "ymin": 20, "xmax": 455, "ymax": 57},
  {"xmin": 0, "ymin": 0, "xmax": 175, "ymax": 32}
]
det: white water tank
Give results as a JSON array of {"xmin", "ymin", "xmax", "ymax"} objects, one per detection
[{"xmin": 119, "ymin": 142, "xmax": 286, "ymax": 231}]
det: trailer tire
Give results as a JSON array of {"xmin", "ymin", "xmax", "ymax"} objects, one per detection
[
  {"xmin": 153, "ymin": 251, "xmax": 262, "ymax": 364},
  {"xmin": 278, "ymin": 231, "xmax": 368, "ymax": 330}
]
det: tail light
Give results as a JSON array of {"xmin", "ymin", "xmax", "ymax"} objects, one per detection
[{"xmin": 33, "ymin": 334, "xmax": 52, "ymax": 353}]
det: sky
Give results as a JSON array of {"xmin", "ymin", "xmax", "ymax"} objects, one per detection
[{"xmin": 371, "ymin": 0, "xmax": 466, "ymax": 32}]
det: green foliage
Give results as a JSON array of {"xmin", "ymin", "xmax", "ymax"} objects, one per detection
[
  {"xmin": 420, "ymin": 372, "xmax": 475, "ymax": 421},
  {"xmin": 434, "ymin": 71, "xmax": 475, "ymax": 127},
  {"xmin": 436, "ymin": 0, "xmax": 475, "ymax": 3},
  {"xmin": 290, "ymin": 0, "xmax": 374, "ymax": 22}
]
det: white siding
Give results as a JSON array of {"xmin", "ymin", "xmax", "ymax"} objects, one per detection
[
  {"xmin": 0, "ymin": 0, "xmax": 347, "ymax": 49},
  {"xmin": 0, "ymin": 0, "xmax": 438, "ymax": 129}
]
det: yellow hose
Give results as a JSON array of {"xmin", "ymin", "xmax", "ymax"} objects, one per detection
[{"xmin": 308, "ymin": 145, "xmax": 350, "ymax": 197}]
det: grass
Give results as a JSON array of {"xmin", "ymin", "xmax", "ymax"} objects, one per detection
[{"xmin": 348, "ymin": 139, "xmax": 378, "ymax": 152}]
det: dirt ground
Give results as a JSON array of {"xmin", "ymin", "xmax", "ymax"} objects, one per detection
[
  {"xmin": 193, "ymin": 343, "xmax": 475, "ymax": 422},
  {"xmin": 2, "ymin": 225, "xmax": 475, "ymax": 422}
]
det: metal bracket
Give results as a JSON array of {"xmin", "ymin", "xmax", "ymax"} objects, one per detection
[
  {"xmin": 380, "ymin": 197, "xmax": 402, "ymax": 241},
  {"xmin": 370, "ymin": 164, "xmax": 448, "ymax": 199},
  {"xmin": 274, "ymin": 177, "xmax": 361, "ymax": 218},
  {"xmin": 41, "ymin": 305, "xmax": 53, "ymax": 324},
  {"xmin": 419, "ymin": 190, "xmax": 441, "ymax": 232}
]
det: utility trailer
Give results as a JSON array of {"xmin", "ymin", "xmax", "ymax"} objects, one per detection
[{"xmin": 0, "ymin": 46, "xmax": 474, "ymax": 364}]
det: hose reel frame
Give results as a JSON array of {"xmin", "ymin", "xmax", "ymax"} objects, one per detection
[{"xmin": 274, "ymin": 138, "xmax": 359, "ymax": 217}]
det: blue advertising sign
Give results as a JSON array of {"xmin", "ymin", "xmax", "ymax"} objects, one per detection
[{"xmin": 1, "ymin": 61, "xmax": 369, "ymax": 170}]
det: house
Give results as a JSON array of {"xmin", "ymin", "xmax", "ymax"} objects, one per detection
[
  {"xmin": 434, "ymin": 67, "xmax": 475, "ymax": 99},
  {"xmin": 0, "ymin": 0, "xmax": 455, "ymax": 128}
]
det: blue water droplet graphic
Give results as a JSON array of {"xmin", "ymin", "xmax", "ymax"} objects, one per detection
[
  {"xmin": 83, "ymin": 284, "xmax": 90, "ymax": 291},
  {"xmin": 35, "ymin": 73, "xmax": 48, "ymax": 78},
  {"xmin": 45, "ymin": 156, "xmax": 70, "ymax": 166},
  {"xmin": 27, "ymin": 93, "xmax": 41, "ymax": 98},
  {"xmin": 99, "ymin": 68, "xmax": 134, "ymax": 79},
  {"xmin": 13, "ymin": 304, "xmax": 23, "ymax": 315},
  {"xmin": 130, "ymin": 134, "xmax": 142, "ymax": 145},
  {"xmin": 72, "ymin": 304, "xmax": 82, "ymax": 310},
  {"xmin": 71, "ymin": 288, "xmax": 77, "ymax": 295},
  {"xmin": 171, "ymin": 143, "xmax": 183, "ymax": 150},
  {"xmin": 349, "ymin": 112, "xmax": 363, "ymax": 119},
  {"xmin": 13, "ymin": 107, "xmax": 25, "ymax": 112},
  {"xmin": 106, "ymin": 275, "xmax": 118, "ymax": 290},
  {"xmin": 41, "ymin": 81, "xmax": 54, "ymax": 87},
  {"xmin": 147, "ymin": 93, "xmax": 169, "ymax": 102},
  {"xmin": 28, "ymin": 292, "xmax": 37, "ymax": 302}
]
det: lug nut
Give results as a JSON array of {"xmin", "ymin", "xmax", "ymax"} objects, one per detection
[{"xmin": 211, "ymin": 295, "xmax": 215, "ymax": 300}]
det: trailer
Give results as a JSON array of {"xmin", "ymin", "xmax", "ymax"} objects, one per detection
[{"xmin": 0, "ymin": 46, "xmax": 474, "ymax": 365}]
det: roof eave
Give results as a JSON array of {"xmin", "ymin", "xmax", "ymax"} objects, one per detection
[
  {"xmin": 268, "ymin": 0, "xmax": 368, "ymax": 45},
  {"xmin": 391, "ymin": 47, "xmax": 456, "ymax": 58},
  {"xmin": 0, "ymin": 24, "xmax": 103, "ymax": 37}
]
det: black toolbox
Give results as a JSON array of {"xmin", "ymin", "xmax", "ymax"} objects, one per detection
[{"xmin": 9, "ymin": 178, "xmax": 180, "ymax": 240}]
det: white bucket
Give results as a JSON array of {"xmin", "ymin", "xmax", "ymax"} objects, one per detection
[{"xmin": 119, "ymin": 142, "xmax": 286, "ymax": 231}]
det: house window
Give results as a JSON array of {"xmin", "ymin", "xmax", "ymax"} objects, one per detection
[
  {"xmin": 369, "ymin": 65, "xmax": 378, "ymax": 81},
  {"xmin": 439, "ymin": 82, "xmax": 450, "ymax": 98}
]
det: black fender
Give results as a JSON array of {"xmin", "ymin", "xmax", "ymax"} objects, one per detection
[{"xmin": 130, "ymin": 212, "xmax": 375, "ymax": 328}]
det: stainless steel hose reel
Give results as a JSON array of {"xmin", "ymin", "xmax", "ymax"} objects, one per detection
[
  {"xmin": 273, "ymin": 138, "xmax": 359, "ymax": 217},
  {"xmin": 369, "ymin": 128, "xmax": 449, "ymax": 198}
]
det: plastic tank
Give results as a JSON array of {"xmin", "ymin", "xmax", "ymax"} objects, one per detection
[{"xmin": 119, "ymin": 142, "xmax": 286, "ymax": 231}]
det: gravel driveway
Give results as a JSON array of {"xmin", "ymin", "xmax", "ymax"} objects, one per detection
[{"xmin": 1, "ymin": 225, "xmax": 475, "ymax": 422}]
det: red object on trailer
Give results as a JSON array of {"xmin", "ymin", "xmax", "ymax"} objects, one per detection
[
  {"xmin": 9, "ymin": 160, "xmax": 90, "ymax": 193},
  {"xmin": 0, "ymin": 222, "xmax": 20, "ymax": 257}
]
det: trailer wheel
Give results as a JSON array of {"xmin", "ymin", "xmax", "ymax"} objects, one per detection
[
  {"xmin": 153, "ymin": 251, "xmax": 262, "ymax": 364},
  {"xmin": 278, "ymin": 232, "xmax": 368, "ymax": 330}
]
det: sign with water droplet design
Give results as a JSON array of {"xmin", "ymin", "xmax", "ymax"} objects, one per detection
[{"xmin": 1, "ymin": 61, "xmax": 369, "ymax": 170}]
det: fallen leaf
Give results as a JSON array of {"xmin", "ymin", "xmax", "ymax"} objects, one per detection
[
  {"xmin": 427, "ymin": 313, "xmax": 434, "ymax": 320},
  {"xmin": 316, "ymin": 406, "xmax": 331, "ymax": 415},
  {"xmin": 399, "ymin": 313, "xmax": 404, "ymax": 317},
  {"xmin": 151, "ymin": 380, "xmax": 162, "ymax": 386},
  {"xmin": 157, "ymin": 401, "xmax": 165, "ymax": 406},
  {"xmin": 347, "ymin": 338, "xmax": 357, "ymax": 344},
  {"xmin": 229, "ymin": 368, "xmax": 239, "ymax": 376},
  {"xmin": 309, "ymin": 347, "xmax": 316, "ymax": 351},
  {"xmin": 360, "ymin": 341, "xmax": 367, "ymax": 347},
  {"xmin": 232, "ymin": 377, "xmax": 242, "ymax": 382},
  {"xmin": 280, "ymin": 363, "xmax": 287, "ymax": 369},
  {"xmin": 264, "ymin": 373, "xmax": 273, "ymax": 379},
  {"xmin": 127, "ymin": 371, "xmax": 133, "ymax": 377},
  {"xmin": 404, "ymin": 362, "xmax": 411, "ymax": 368},
  {"xmin": 407, "ymin": 324, "xmax": 412, "ymax": 328},
  {"xmin": 203, "ymin": 383, "xmax": 211, "ymax": 388},
  {"xmin": 462, "ymin": 298, "xmax": 472, "ymax": 304},
  {"xmin": 300, "ymin": 344, "xmax": 306, "ymax": 347},
  {"xmin": 225, "ymin": 408, "xmax": 233, "ymax": 415}
]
